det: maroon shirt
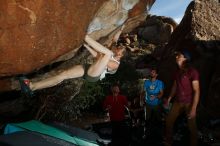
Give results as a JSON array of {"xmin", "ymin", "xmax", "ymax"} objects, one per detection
[
  {"xmin": 174, "ymin": 67, "xmax": 199, "ymax": 104},
  {"xmin": 103, "ymin": 94, "xmax": 128, "ymax": 121}
]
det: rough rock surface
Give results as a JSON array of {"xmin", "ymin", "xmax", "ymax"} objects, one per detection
[
  {"xmin": 0, "ymin": 0, "xmax": 105, "ymax": 76},
  {"xmin": 0, "ymin": 0, "xmax": 155, "ymax": 92},
  {"xmin": 138, "ymin": 15, "xmax": 177, "ymax": 44},
  {"xmin": 0, "ymin": 0, "xmax": 155, "ymax": 116},
  {"xmin": 159, "ymin": 0, "xmax": 220, "ymax": 117}
]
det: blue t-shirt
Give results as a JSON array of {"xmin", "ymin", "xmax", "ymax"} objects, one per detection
[{"xmin": 144, "ymin": 79, "xmax": 164, "ymax": 106}]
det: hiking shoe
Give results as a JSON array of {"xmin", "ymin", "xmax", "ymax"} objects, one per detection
[{"xmin": 18, "ymin": 76, "xmax": 34, "ymax": 97}]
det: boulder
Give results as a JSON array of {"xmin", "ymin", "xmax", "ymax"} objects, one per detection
[
  {"xmin": 0, "ymin": 0, "xmax": 105, "ymax": 77},
  {"xmin": 138, "ymin": 15, "xmax": 177, "ymax": 44},
  {"xmin": 159, "ymin": 0, "xmax": 220, "ymax": 117},
  {"xmin": 0, "ymin": 0, "xmax": 155, "ymax": 91},
  {"xmin": 0, "ymin": 0, "xmax": 155, "ymax": 117}
]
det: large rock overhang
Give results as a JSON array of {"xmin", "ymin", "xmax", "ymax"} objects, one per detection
[
  {"xmin": 0, "ymin": 0, "xmax": 155, "ymax": 91},
  {"xmin": 0, "ymin": 0, "xmax": 106, "ymax": 77}
]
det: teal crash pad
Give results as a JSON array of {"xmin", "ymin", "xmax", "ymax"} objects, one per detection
[{"xmin": 4, "ymin": 120, "xmax": 98, "ymax": 146}]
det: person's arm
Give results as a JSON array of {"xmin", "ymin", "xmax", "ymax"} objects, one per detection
[
  {"xmin": 107, "ymin": 24, "xmax": 125, "ymax": 47},
  {"xmin": 167, "ymin": 80, "xmax": 177, "ymax": 103},
  {"xmin": 106, "ymin": 60, "xmax": 120, "ymax": 71},
  {"xmin": 112, "ymin": 24, "xmax": 125, "ymax": 43},
  {"xmin": 126, "ymin": 45, "xmax": 138, "ymax": 52},
  {"xmin": 85, "ymin": 35, "xmax": 113, "ymax": 56},
  {"xmin": 84, "ymin": 44, "xmax": 97, "ymax": 57},
  {"xmin": 156, "ymin": 81, "xmax": 164, "ymax": 99},
  {"xmin": 188, "ymin": 80, "xmax": 200, "ymax": 119},
  {"xmin": 157, "ymin": 89, "xmax": 164, "ymax": 99}
]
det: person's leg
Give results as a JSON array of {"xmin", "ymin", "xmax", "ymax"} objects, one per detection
[
  {"xmin": 145, "ymin": 105, "xmax": 152, "ymax": 121},
  {"xmin": 117, "ymin": 121, "xmax": 127, "ymax": 145},
  {"xmin": 30, "ymin": 65, "xmax": 84, "ymax": 91},
  {"xmin": 165, "ymin": 102, "xmax": 182, "ymax": 146},
  {"xmin": 152, "ymin": 105, "xmax": 162, "ymax": 124},
  {"xmin": 144, "ymin": 104, "xmax": 152, "ymax": 137},
  {"xmin": 186, "ymin": 104, "xmax": 198, "ymax": 146},
  {"xmin": 111, "ymin": 121, "xmax": 121, "ymax": 145}
]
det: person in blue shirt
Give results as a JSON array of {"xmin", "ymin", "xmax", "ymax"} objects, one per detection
[{"xmin": 142, "ymin": 67, "xmax": 164, "ymax": 123}]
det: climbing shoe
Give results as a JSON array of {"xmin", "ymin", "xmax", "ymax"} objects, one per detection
[{"xmin": 18, "ymin": 76, "xmax": 34, "ymax": 97}]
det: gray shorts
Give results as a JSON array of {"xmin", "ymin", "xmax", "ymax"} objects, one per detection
[{"xmin": 83, "ymin": 64, "xmax": 100, "ymax": 82}]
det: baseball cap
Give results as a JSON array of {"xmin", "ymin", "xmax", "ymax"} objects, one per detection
[{"xmin": 174, "ymin": 50, "xmax": 191, "ymax": 61}]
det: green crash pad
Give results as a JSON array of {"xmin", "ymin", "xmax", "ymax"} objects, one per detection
[{"xmin": 4, "ymin": 120, "xmax": 98, "ymax": 146}]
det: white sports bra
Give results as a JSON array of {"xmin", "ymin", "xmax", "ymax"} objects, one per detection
[
  {"xmin": 99, "ymin": 55, "xmax": 120, "ymax": 80},
  {"xmin": 111, "ymin": 55, "xmax": 120, "ymax": 64}
]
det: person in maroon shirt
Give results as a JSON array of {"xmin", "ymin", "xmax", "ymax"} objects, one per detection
[
  {"xmin": 103, "ymin": 84, "xmax": 128, "ymax": 145},
  {"xmin": 164, "ymin": 50, "xmax": 200, "ymax": 146}
]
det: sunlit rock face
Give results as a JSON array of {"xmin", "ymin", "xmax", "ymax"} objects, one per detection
[
  {"xmin": 159, "ymin": 0, "xmax": 220, "ymax": 117},
  {"xmin": 0, "ymin": 0, "xmax": 106, "ymax": 77},
  {"xmin": 0, "ymin": 0, "xmax": 155, "ymax": 91},
  {"xmin": 0, "ymin": 0, "xmax": 155, "ymax": 118},
  {"xmin": 88, "ymin": 0, "xmax": 155, "ymax": 40}
]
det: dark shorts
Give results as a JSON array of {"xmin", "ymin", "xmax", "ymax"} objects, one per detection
[{"xmin": 83, "ymin": 64, "xmax": 100, "ymax": 82}]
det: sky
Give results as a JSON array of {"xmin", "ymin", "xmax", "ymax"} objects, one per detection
[{"xmin": 149, "ymin": 0, "xmax": 192, "ymax": 23}]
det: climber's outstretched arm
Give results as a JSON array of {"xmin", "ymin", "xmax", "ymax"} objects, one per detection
[
  {"xmin": 112, "ymin": 24, "xmax": 125, "ymax": 44},
  {"xmin": 84, "ymin": 44, "xmax": 97, "ymax": 57},
  {"xmin": 84, "ymin": 35, "xmax": 113, "ymax": 56}
]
